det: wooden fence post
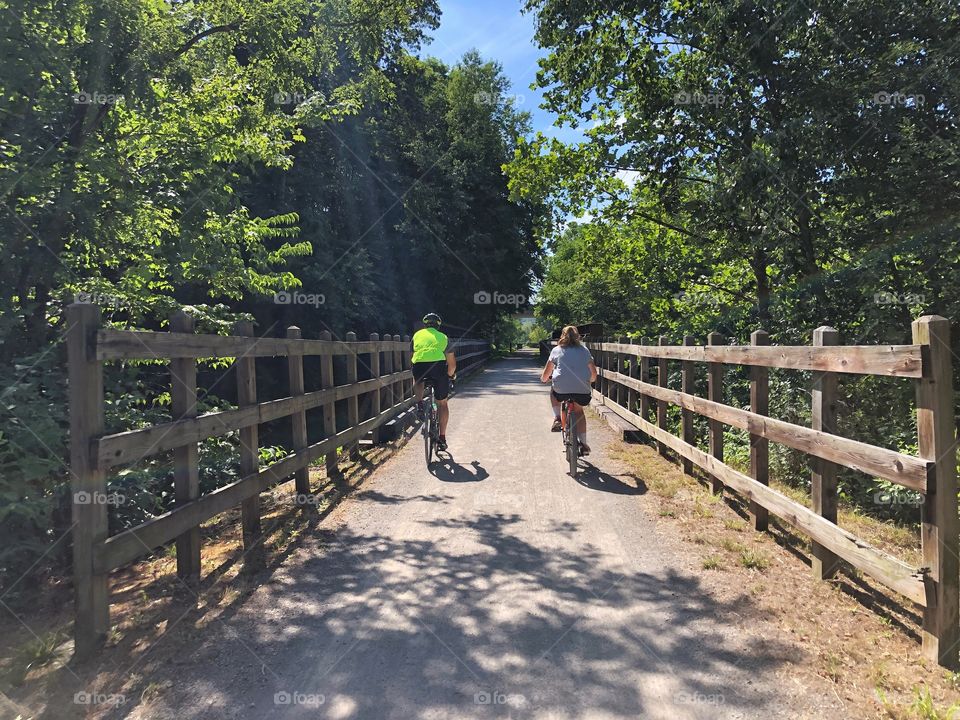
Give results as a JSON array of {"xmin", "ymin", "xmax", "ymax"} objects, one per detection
[
  {"xmin": 811, "ymin": 326, "xmax": 840, "ymax": 580},
  {"xmin": 369, "ymin": 333, "xmax": 382, "ymax": 444},
  {"xmin": 627, "ymin": 337, "xmax": 638, "ymax": 414},
  {"xmin": 608, "ymin": 337, "xmax": 615, "ymax": 402},
  {"xmin": 345, "ymin": 332, "xmax": 360, "ymax": 460},
  {"xmin": 382, "ymin": 331, "xmax": 394, "ymax": 410},
  {"xmin": 707, "ymin": 332, "xmax": 725, "ymax": 495},
  {"xmin": 681, "ymin": 335, "xmax": 695, "ymax": 475},
  {"xmin": 171, "ymin": 311, "xmax": 201, "ymax": 584},
  {"xmin": 597, "ymin": 338, "xmax": 606, "ymax": 401},
  {"xmin": 605, "ymin": 337, "xmax": 612, "ymax": 401},
  {"xmin": 657, "ymin": 335, "xmax": 669, "ymax": 457},
  {"xmin": 286, "ymin": 326, "xmax": 312, "ymax": 507},
  {"xmin": 320, "ymin": 330, "xmax": 339, "ymax": 478},
  {"xmin": 402, "ymin": 334, "xmax": 411, "ymax": 397},
  {"xmin": 750, "ymin": 329, "xmax": 770, "ymax": 532},
  {"xmin": 233, "ymin": 320, "xmax": 262, "ymax": 562},
  {"xmin": 639, "ymin": 337, "xmax": 651, "ymax": 422},
  {"xmin": 393, "ymin": 334, "xmax": 403, "ymax": 402},
  {"xmin": 913, "ymin": 315, "xmax": 960, "ymax": 669},
  {"xmin": 618, "ymin": 336, "xmax": 629, "ymax": 407},
  {"xmin": 67, "ymin": 303, "xmax": 109, "ymax": 658}
]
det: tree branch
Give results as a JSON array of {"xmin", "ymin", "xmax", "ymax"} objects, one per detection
[{"xmin": 173, "ymin": 21, "xmax": 242, "ymax": 58}]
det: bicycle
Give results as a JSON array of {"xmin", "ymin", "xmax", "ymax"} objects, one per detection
[
  {"xmin": 421, "ymin": 375, "xmax": 453, "ymax": 465},
  {"xmin": 560, "ymin": 398, "xmax": 582, "ymax": 477}
]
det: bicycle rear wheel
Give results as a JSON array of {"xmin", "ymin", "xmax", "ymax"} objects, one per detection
[
  {"xmin": 423, "ymin": 388, "xmax": 434, "ymax": 465},
  {"xmin": 567, "ymin": 406, "xmax": 579, "ymax": 476}
]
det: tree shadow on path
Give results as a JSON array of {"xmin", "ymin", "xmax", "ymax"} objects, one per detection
[{"xmin": 91, "ymin": 511, "xmax": 801, "ymax": 720}]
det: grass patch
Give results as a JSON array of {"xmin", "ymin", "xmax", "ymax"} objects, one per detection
[
  {"xmin": 720, "ymin": 538, "xmax": 746, "ymax": 553},
  {"xmin": 739, "ymin": 548, "xmax": 771, "ymax": 570},
  {"xmin": 6, "ymin": 630, "xmax": 67, "ymax": 685},
  {"xmin": 653, "ymin": 479, "xmax": 682, "ymax": 498},
  {"xmin": 908, "ymin": 685, "xmax": 960, "ymax": 720},
  {"xmin": 702, "ymin": 555, "xmax": 724, "ymax": 570},
  {"xmin": 693, "ymin": 501, "xmax": 714, "ymax": 519}
]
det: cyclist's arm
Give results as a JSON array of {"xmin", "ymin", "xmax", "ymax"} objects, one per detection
[
  {"xmin": 588, "ymin": 359, "xmax": 598, "ymax": 384},
  {"xmin": 540, "ymin": 360, "xmax": 554, "ymax": 384},
  {"xmin": 445, "ymin": 350, "xmax": 456, "ymax": 377}
]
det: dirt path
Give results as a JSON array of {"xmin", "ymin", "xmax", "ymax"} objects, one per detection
[{"xmin": 122, "ymin": 351, "xmax": 835, "ymax": 720}]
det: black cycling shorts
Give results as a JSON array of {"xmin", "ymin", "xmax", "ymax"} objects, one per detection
[
  {"xmin": 413, "ymin": 361, "xmax": 451, "ymax": 400},
  {"xmin": 552, "ymin": 389, "xmax": 592, "ymax": 406}
]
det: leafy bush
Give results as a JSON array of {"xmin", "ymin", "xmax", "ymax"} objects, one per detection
[{"xmin": 0, "ymin": 349, "xmax": 71, "ymax": 585}]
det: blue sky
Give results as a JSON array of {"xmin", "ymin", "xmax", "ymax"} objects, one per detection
[{"xmin": 422, "ymin": 0, "xmax": 584, "ymax": 144}]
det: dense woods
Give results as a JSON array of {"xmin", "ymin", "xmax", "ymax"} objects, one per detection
[
  {"xmin": 507, "ymin": 0, "xmax": 960, "ymax": 515},
  {"xmin": 0, "ymin": 1, "xmax": 541, "ymax": 586}
]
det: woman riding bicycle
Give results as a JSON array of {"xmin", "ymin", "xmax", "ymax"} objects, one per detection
[{"xmin": 540, "ymin": 325, "xmax": 598, "ymax": 454}]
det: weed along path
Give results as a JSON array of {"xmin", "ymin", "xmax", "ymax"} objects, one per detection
[{"xmin": 126, "ymin": 351, "xmax": 835, "ymax": 720}]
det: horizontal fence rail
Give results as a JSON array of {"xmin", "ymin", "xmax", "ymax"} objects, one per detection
[
  {"xmin": 66, "ymin": 303, "xmax": 490, "ymax": 657},
  {"xmin": 587, "ymin": 317, "xmax": 959, "ymax": 669},
  {"xmin": 597, "ymin": 341, "xmax": 925, "ymax": 377},
  {"xmin": 95, "ymin": 328, "xmax": 411, "ymax": 360}
]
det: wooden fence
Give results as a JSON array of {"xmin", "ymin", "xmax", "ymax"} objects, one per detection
[
  {"xmin": 66, "ymin": 303, "xmax": 490, "ymax": 656},
  {"xmin": 586, "ymin": 316, "xmax": 959, "ymax": 669}
]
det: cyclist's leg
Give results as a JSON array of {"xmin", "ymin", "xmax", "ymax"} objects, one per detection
[
  {"xmin": 412, "ymin": 364, "xmax": 426, "ymax": 420},
  {"xmin": 437, "ymin": 399, "xmax": 449, "ymax": 435},
  {"xmin": 550, "ymin": 389, "xmax": 562, "ymax": 430},
  {"xmin": 569, "ymin": 401, "xmax": 590, "ymax": 453},
  {"xmin": 432, "ymin": 363, "xmax": 451, "ymax": 447},
  {"xmin": 412, "ymin": 362, "xmax": 427, "ymax": 401}
]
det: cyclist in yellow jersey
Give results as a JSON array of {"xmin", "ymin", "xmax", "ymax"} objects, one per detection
[{"xmin": 412, "ymin": 313, "xmax": 457, "ymax": 450}]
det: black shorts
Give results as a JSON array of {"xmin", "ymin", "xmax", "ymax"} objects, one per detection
[
  {"xmin": 552, "ymin": 389, "xmax": 592, "ymax": 406},
  {"xmin": 413, "ymin": 361, "xmax": 451, "ymax": 400}
]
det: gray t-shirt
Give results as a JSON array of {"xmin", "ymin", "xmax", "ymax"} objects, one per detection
[{"xmin": 549, "ymin": 344, "xmax": 594, "ymax": 394}]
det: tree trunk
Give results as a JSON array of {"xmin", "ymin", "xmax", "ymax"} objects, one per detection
[{"xmin": 752, "ymin": 244, "xmax": 770, "ymax": 326}]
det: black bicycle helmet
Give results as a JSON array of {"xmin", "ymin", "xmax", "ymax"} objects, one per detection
[{"xmin": 422, "ymin": 312, "xmax": 442, "ymax": 327}]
